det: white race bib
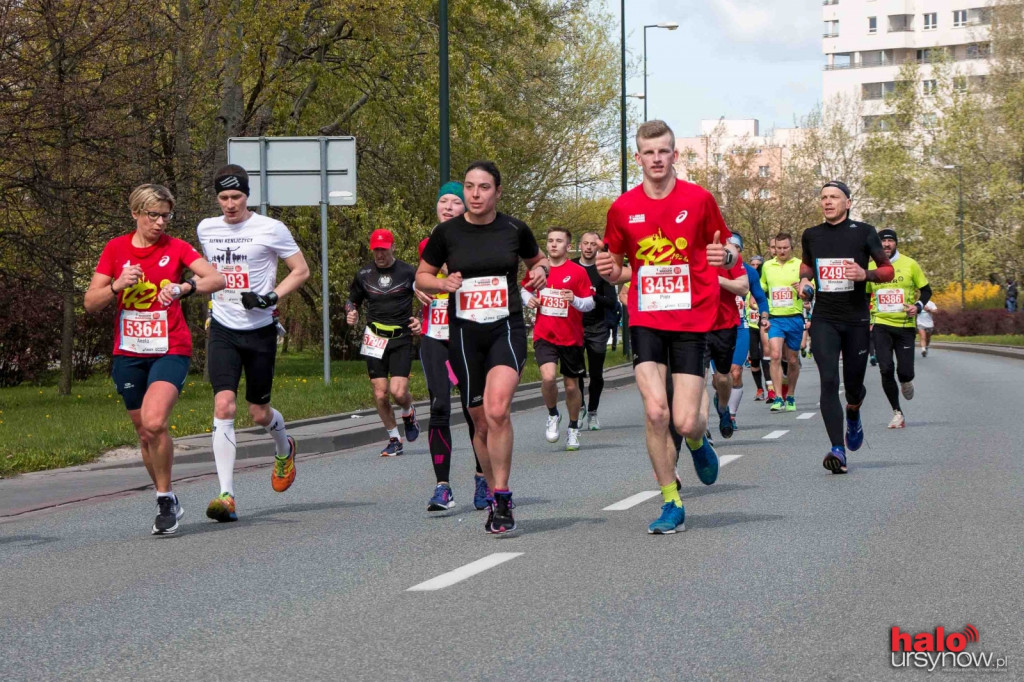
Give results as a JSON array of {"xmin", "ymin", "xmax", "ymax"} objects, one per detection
[
  {"xmin": 456, "ymin": 276, "xmax": 509, "ymax": 323},
  {"xmin": 748, "ymin": 306, "xmax": 759, "ymax": 325},
  {"xmin": 770, "ymin": 286, "xmax": 794, "ymax": 309},
  {"xmin": 637, "ymin": 265, "xmax": 691, "ymax": 312},
  {"xmin": 876, "ymin": 288, "xmax": 905, "ymax": 313},
  {"xmin": 214, "ymin": 262, "xmax": 251, "ymax": 304},
  {"xmin": 360, "ymin": 326, "xmax": 389, "ymax": 359},
  {"xmin": 119, "ymin": 310, "xmax": 169, "ymax": 354},
  {"xmin": 816, "ymin": 258, "xmax": 854, "ymax": 293},
  {"xmin": 426, "ymin": 299, "xmax": 450, "ymax": 341},
  {"xmin": 539, "ymin": 288, "xmax": 571, "ymax": 318}
]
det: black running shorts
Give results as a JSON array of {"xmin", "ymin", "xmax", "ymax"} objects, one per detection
[
  {"xmin": 534, "ymin": 338, "xmax": 586, "ymax": 378},
  {"xmin": 111, "ymin": 354, "xmax": 190, "ymax": 411},
  {"xmin": 449, "ymin": 315, "xmax": 528, "ymax": 408},
  {"xmin": 705, "ymin": 326, "xmax": 738, "ymax": 375},
  {"xmin": 630, "ymin": 326, "xmax": 705, "ymax": 377},
  {"xmin": 364, "ymin": 334, "xmax": 413, "ymax": 380},
  {"xmin": 208, "ymin": 318, "xmax": 278, "ymax": 405}
]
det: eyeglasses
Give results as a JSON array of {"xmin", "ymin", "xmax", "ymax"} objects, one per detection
[{"xmin": 145, "ymin": 211, "xmax": 174, "ymax": 221}]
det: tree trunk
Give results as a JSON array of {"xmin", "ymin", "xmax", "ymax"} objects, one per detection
[{"xmin": 58, "ymin": 277, "xmax": 75, "ymax": 395}]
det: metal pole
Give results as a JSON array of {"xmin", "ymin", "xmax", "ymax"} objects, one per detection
[
  {"xmin": 620, "ymin": 0, "xmax": 631, "ymax": 358},
  {"xmin": 643, "ymin": 26, "xmax": 648, "ymax": 122},
  {"xmin": 439, "ymin": 0, "xmax": 450, "ymax": 182},
  {"xmin": 319, "ymin": 137, "xmax": 331, "ymax": 384},
  {"xmin": 258, "ymin": 136, "xmax": 269, "ymax": 216},
  {"xmin": 958, "ymin": 165, "xmax": 965, "ymax": 311}
]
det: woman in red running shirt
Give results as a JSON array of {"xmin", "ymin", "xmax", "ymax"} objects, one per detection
[{"xmin": 85, "ymin": 184, "xmax": 224, "ymax": 535}]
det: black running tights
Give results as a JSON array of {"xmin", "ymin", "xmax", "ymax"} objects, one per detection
[
  {"xmin": 810, "ymin": 318, "xmax": 870, "ymax": 448},
  {"xmin": 420, "ymin": 335, "xmax": 482, "ymax": 483},
  {"xmin": 872, "ymin": 325, "xmax": 916, "ymax": 412}
]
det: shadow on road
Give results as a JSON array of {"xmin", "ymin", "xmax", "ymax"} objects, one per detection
[
  {"xmin": 679, "ymin": 483, "xmax": 760, "ymax": 499},
  {"xmin": 851, "ymin": 461, "xmax": 922, "ymax": 469},
  {"xmin": 0, "ymin": 534, "xmax": 57, "ymax": 548},
  {"xmin": 169, "ymin": 500, "xmax": 374, "ymax": 537},
  {"xmin": 689, "ymin": 511, "xmax": 786, "ymax": 530},
  {"xmin": 492, "ymin": 515, "xmax": 606, "ymax": 538}
]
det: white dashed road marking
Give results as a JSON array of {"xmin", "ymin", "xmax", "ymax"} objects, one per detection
[
  {"xmin": 407, "ymin": 553, "xmax": 523, "ymax": 591},
  {"xmin": 797, "ymin": 412, "xmax": 816, "ymax": 420},
  {"xmin": 763, "ymin": 430, "xmax": 789, "ymax": 439}
]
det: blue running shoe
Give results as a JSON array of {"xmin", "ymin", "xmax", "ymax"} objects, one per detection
[
  {"xmin": 402, "ymin": 408, "xmax": 420, "ymax": 442},
  {"xmin": 648, "ymin": 502, "xmax": 685, "ymax": 534},
  {"xmin": 823, "ymin": 446, "xmax": 848, "ymax": 474},
  {"xmin": 427, "ymin": 483, "xmax": 455, "ymax": 512},
  {"xmin": 687, "ymin": 435, "xmax": 720, "ymax": 486},
  {"xmin": 770, "ymin": 397, "xmax": 785, "ymax": 412},
  {"xmin": 717, "ymin": 403, "xmax": 734, "ymax": 439},
  {"xmin": 845, "ymin": 414, "xmax": 864, "ymax": 451},
  {"xmin": 473, "ymin": 474, "xmax": 490, "ymax": 510}
]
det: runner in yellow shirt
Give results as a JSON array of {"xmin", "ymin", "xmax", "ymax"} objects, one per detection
[{"xmin": 867, "ymin": 229, "xmax": 932, "ymax": 429}]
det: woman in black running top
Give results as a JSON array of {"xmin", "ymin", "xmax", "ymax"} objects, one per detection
[{"xmin": 417, "ymin": 161, "xmax": 548, "ymax": 534}]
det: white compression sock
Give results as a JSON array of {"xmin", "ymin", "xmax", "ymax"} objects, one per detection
[
  {"xmin": 728, "ymin": 387, "xmax": 743, "ymax": 416},
  {"xmin": 264, "ymin": 408, "xmax": 290, "ymax": 457},
  {"xmin": 387, "ymin": 427, "xmax": 400, "ymax": 440},
  {"xmin": 212, "ymin": 418, "xmax": 236, "ymax": 495}
]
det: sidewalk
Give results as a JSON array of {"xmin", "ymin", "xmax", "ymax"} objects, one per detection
[
  {"xmin": 929, "ymin": 342, "xmax": 1024, "ymax": 361},
  {"xmin": 0, "ymin": 363, "xmax": 637, "ymax": 519}
]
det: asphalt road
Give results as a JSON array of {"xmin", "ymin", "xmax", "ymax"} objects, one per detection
[{"xmin": 1, "ymin": 348, "xmax": 1022, "ymax": 681}]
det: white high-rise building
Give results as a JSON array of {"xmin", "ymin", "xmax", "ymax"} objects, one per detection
[{"xmin": 822, "ymin": 1, "xmax": 993, "ymax": 129}]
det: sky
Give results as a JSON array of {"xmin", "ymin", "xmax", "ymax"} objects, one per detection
[{"xmin": 601, "ymin": 0, "xmax": 824, "ymax": 136}]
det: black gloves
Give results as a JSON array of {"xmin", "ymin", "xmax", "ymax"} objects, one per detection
[{"xmin": 241, "ymin": 291, "xmax": 279, "ymax": 309}]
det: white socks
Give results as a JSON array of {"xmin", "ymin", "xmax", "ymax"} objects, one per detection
[
  {"xmin": 387, "ymin": 426, "xmax": 400, "ymax": 440},
  {"xmin": 728, "ymin": 387, "xmax": 743, "ymax": 416},
  {"xmin": 264, "ymin": 408, "xmax": 290, "ymax": 457},
  {"xmin": 212, "ymin": 418, "xmax": 236, "ymax": 495}
]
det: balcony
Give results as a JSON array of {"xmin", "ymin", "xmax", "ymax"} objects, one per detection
[
  {"xmin": 888, "ymin": 26, "xmax": 914, "ymax": 33},
  {"xmin": 822, "ymin": 0, "xmax": 838, "ymax": 4},
  {"xmin": 823, "ymin": 32, "xmax": 840, "ymax": 38},
  {"xmin": 823, "ymin": 52, "xmax": 989, "ymax": 71}
]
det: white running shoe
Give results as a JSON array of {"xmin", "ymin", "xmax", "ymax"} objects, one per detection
[
  {"xmin": 587, "ymin": 413, "xmax": 601, "ymax": 431},
  {"xmin": 900, "ymin": 380, "xmax": 915, "ymax": 400},
  {"xmin": 888, "ymin": 410, "xmax": 905, "ymax": 429},
  {"xmin": 566, "ymin": 427, "xmax": 580, "ymax": 451},
  {"xmin": 545, "ymin": 413, "xmax": 561, "ymax": 443}
]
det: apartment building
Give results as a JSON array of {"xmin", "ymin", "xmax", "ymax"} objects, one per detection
[
  {"xmin": 822, "ymin": 0, "xmax": 993, "ymax": 130},
  {"xmin": 675, "ymin": 119, "xmax": 802, "ymax": 198}
]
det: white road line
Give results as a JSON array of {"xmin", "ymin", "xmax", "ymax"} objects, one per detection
[
  {"xmin": 763, "ymin": 430, "xmax": 789, "ymax": 439},
  {"xmin": 797, "ymin": 412, "xmax": 816, "ymax": 420},
  {"xmin": 603, "ymin": 490, "xmax": 660, "ymax": 511},
  {"xmin": 604, "ymin": 456, "xmax": 744, "ymax": 511},
  {"xmin": 407, "ymin": 553, "xmax": 523, "ymax": 591}
]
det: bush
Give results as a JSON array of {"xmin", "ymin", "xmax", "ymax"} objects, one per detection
[
  {"xmin": 932, "ymin": 309, "xmax": 1024, "ymax": 336},
  {"xmin": 931, "ymin": 282, "xmax": 1005, "ymax": 310},
  {"xmin": 0, "ymin": 272, "xmax": 62, "ymax": 386}
]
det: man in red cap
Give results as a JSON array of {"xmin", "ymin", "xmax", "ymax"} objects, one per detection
[{"xmin": 346, "ymin": 228, "xmax": 422, "ymax": 456}]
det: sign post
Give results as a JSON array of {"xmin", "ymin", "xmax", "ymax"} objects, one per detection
[{"xmin": 227, "ymin": 136, "xmax": 357, "ymax": 384}]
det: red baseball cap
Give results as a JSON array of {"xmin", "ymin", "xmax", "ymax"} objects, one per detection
[{"xmin": 369, "ymin": 229, "xmax": 394, "ymax": 250}]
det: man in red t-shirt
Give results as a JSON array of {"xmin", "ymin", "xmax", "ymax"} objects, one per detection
[
  {"xmin": 522, "ymin": 227, "xmax": 595, "ymax": 451},
  {"xmin": 596, "ymin": 120, "xmax": 739, "ymax": 535}
]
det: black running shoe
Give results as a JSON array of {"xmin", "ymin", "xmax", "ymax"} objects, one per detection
[
  {"xmin": 489, "ymin": 492, "xmax": 516, "ymax": 534},
  {"xmin": 153, "ymin": 495, "xmax": 184, "ymax": 535}
]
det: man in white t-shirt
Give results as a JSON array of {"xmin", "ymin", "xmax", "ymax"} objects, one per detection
[{"xmin": 197, "ymin": 164, "xmax": 310, "ymax": 522}]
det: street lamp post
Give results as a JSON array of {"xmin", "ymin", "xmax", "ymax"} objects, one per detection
[
  {"xmin": 944, "ymin": 164, "xmax": 966, "ymax": 310},
  {"xmin": 642, "ymin": 22, "xmax": 678, "ymax": 121},
  {"xmin": 439, "ymin": 0, "xmax": 450, "ymax": 182}
]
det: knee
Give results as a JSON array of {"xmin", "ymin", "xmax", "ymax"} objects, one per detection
[
  {"xmin": 485, "ymin": 406, "xmax": 511, "ymax": 430},
  {"xmin": 429, "ymin": 395, "xmax": 451, "ymax": 423},
  {"xmin": 214, "ymin": 395, "xmax": 236, "ymax": 420},
  {"xmin": 372, "ymin": 386, "xmax": 389, "ymax": 403},
  {"xmin": 249, "ymin": 402, "xmax": 271, "ymax": 423},
  {"xmin": 140, "ymin": 416, "xmax": 167, "ymax": 444},
  {"xmin": 770, "ymin": 348, "xmax": 782, "ymax": 362},
  {"xmin": 674, "ymin": 411, "xmax": 702, "ymax": 439},
  {"xmin": 645, "ymin": 403, "xmax": 670, "ymax": 430}
]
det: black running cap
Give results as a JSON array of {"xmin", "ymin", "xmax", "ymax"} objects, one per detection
[
  {"xmin": 878, "ymin": 228, "xmax": 898, "ymax": 243},
  {"xmin": 822, "ymin": 180, "xmax": 851, "ymax": 198}
]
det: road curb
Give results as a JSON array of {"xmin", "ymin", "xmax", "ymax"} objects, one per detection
[
  {"xmin": 97, "ymin": 362, "xmax": 638, "ymax": 470},
  {"xmin": 929, "ymin": 342, "xmax": 1024, "ymax": 361}
]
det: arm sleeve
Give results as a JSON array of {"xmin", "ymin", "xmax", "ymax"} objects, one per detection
[
  {"xmin": 272, "ymin": 222, "xmax": 301, "ymax": 259},
  {"xmin": 917, "ymin": 283, "xmax": 933, "ymax": 306},
  {"xmin": 571, "ymin": 295, "xmax": 595, "ymax": 312},
  {"xmin": 347, "ymin": 272, "xmax": 366, "ymax": 307},
  {"xmin": 520, "ymin": 288, "xmax": 535, "ymax": 305},
  {"xmin": 518, "ymin": 222, "xmax": 541, "ymax": 260},
  {"xmin": 747, "ymin": 264, "xmax": 769, "ymax": 311},
  {"xmin": 95, "ymin": 242, "xmax": 116, "ymax": 277},
  {"xmin": 421, "ymin": 229, "xmax": 446, "ymax": 269}
]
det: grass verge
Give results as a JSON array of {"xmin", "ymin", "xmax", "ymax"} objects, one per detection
[
  {"xmin": 933, "ymin": 334, "xmax": 1024, "ymax": 347},
  {"xmin": 0, "ymin": 346, "xmax": 620, "ymax": 477}
]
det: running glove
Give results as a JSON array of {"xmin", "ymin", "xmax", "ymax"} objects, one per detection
[{"xmin": 241, "ymin": 291, "xmax": 279, "ymax": 309}]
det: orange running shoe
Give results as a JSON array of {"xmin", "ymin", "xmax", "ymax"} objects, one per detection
[
  {"xmin": 271, "ymin": 435, "xmax": 296, "ymax": 492},
  {"xmin": 206, "ymin": 492, "xmax": 237, "ymax": 522}
]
